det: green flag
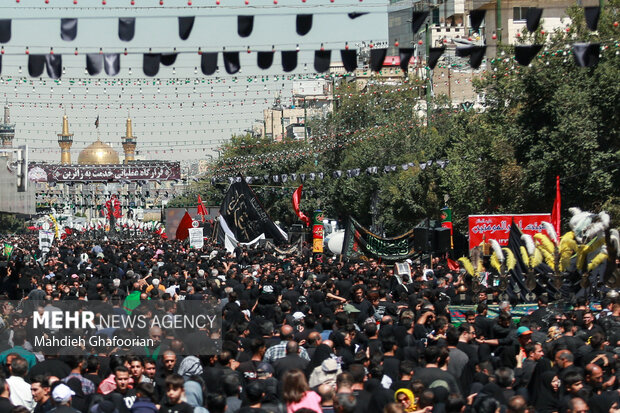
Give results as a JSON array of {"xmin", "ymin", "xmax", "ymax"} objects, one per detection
[{"xmin": 3, "ymin": 244, "xmax": 14, "ymax": 259}]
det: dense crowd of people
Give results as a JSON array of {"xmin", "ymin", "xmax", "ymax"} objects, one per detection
[{"xmin": 0, "ymin": 234, "xmax": 618, "ymax": 413}]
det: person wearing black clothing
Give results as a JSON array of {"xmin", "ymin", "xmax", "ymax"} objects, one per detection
[
  {"xmin": 0, "ymin": 377, "xmax": 15, "ymax": 411},
  {"xmin": 413, "ymin": 346, "xmax": 461, "ymax": 396},
  {"xmin": 158, "ymin": 374, "xmax": 194, "ymax": 413}
]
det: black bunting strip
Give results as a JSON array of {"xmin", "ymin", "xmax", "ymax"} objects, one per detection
[
  {"xmin": 296, "ymin": 14, "xmax": 312, "ymax": 36},
  {"xmin": 201, "ymin": 52, "xmax": 218, "ymax": 75},
  {"xmin": 348, "ymin": 12, "xmax": 368, "ymax": 19},
  {"xmin": 399, "ymin": 48, "xmax": 414, "ymax": 74},
  {"xmin": 469, "ymin": 9, "xmax": 485, "ymax": 32},
  {"xmin": 469, "ymin": 46, "xmax": 486, "ymax": 69},
  {"xmin": 514, "ymin": 44, "xmax": 542, "ymax": 66},
  {"xmin": 28, "ymin": 55, "xmax": 46, "ymax": 77},
  {"xmin": 0, "ymin": 19, "xmax": 11, "ymax": 43},
  {"xmin": 257, "ymin": 51, "xmax": 274, "ymax": 69},
  {"xmin": 0, "ymin": 55, "xmax": 2, "ymax": 75},
  {"xmin": 118, "ymin": 17, "xmax": 135, "ymax": 41},
  {"xmin": 86, "ymin": 54, "xmax": 103, "ymax": 75},
  {"xmin": 369, "ymin": 48, "xmax": 387, "ymax": 72},
  {"xmin": 104, "ymin": 54, "xmax": 120, "ymax": 76},
  {"xmin": 411, "ymin": 11, "xmax": 429, "ymax": 34},
  {"xmin": 223, "ymin": 52, "xmax": 240, "ymax": 74},
  {"xmin": 573, "ymin": 43, "xmax": 600, "ymax": 67},
  {"xmin": 178, "ymin": 16, "xmax": 195, "ymax": 40},
  {"xmin": 143, "ymin": 53, "xmax": 160, "ymax": 77},
  {"xmin": 161, "ymin": 53, "xmax": 178, "ymax": 66},
  {"xmin": 455, "ymin": 46, "xmax": 473, "ymax": 57},
  {"xmin": 428, "ymin": 47, "xmax": 445, "ymax": 70},
  {"xmin": 584, "ymin": 7, "xmax": 600, "ymax": 31},
  {"xmin": 340, "ymin": 49, "xmax": 357, "ymax": 72},
  {"xmin": 60, "ymin": 18, "xmax": 78, "ymax": 41},
  {"xmin": 314, "ymin": 50, "xmax": 331, "ymax": 73},
  {"xmin": 281, "ymin": 51, "xmax": 298, "ymax": 72},
  {"xmin": 45, "ymin": 54, "xmax": 62, "ymax": 79},
  {"xmin": 526, "ymin": 8, "xmax": 543, "ymax": 32},
  {"xmin": 238, "ymin": 15, "xmax": 254, "ymax": 38}
]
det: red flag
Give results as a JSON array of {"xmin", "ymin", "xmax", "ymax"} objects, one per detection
[
  {"xmin": 175, "ymin": 211, "xmax": 193, "ymax": 240},
  {"xmin": 197, "ymin": 195, "xmax": 208, "ymax": 222},
  {"xmin": 447, "ymin": 258, "xmax": 459, "ymax": 272},
  {"xmin": 551, "ymin": 175, "xmax": 561, "ymax": 237},
  {"xmin": 292, "ymin": 185, "xmax": 311, "ymax": 227}
]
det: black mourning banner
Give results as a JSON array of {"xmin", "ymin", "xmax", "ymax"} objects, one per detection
[
  {"xmin": 161, "ymin": 53, "xmax": 178, "ymax": 66},
  {"xmin": 223, "ymin": 52, "xmax": 240, "ymax": 74},
  {"xmin": 573, "ymin": 43, "xmax": 600, "ymax": 67},
  {"xmin": 514, "ymin": 44, "xmax": 542, "ymax": 66},
  {"xmin": 87, "ymin": 54, "xmax": 103, "ymax": 75},
  {"xmin": 399, "ymin": 48, "xmax": 414, "ymax": 74},
  {"xmin": 281, "ymin": 51, "xmax": 298, "ymax": 72},
  {"xmin": 143, "ymin": 53, "xmax": 161, "ymax": 76},
  {"xmin": 118, "ymin": 17, "xmax": 136, "ymax": 41},
  {"xmin": 526, "ymin": 8, "xmax": 543, "ymax": 32},
  {"xmin": 61, "ymin": 18, "xmax": 78, "ymax": 41},
  {"xmin": 219, "ymin": 180, "xmax": 287, "ymax": 244},
  {"xmin": 28, "ymin": 55, "xmax": 46, "ymax": 77},
  {"xmin": 370, "ymin": 48, "xmax": 387, "ymax": 72},
  {"xmin": 104, "ymin": 54, "xmax": 120, "ymax": 76},
  {"xmin": 470, "ymin": 9, "xmax": 485, "ymax": 32},
  {"xmin": 178, "ymin": 16, "xmax": 195, "ymax": 40},
  {"xmin": 341, "ymin": 49, "xmax": 357, "ymax": 72},
  {"xmin": 342, "ymin": 216, "xmax": 416, "ymax": 261},
  {"xmin": 45, "ymin": 55, "xmax": 62, "ymax": 79},
  {"xmin": 201, "ymin": 53, "xmax": 218, "ymax": 75},
  {"xmin": 584, "ymin": 7, "xmax": 600, "ymax": 31},
  {"xmin": 314, "ymin": 50, "xmax": 331, "ymax": 73},
  {"xmin": 428, "ymin": 47, "xmax": 445, "ymax": 69},
  {"xmin": 257, "ymin": 51, "xmax": 274, "ymax": 69},
  {"xmin": 296, "ymin": 14, "xmax": 313, "ymax": 36},
  {"xmin": 28, "ymin": 162, "xmax": 181, "ymax": 183},
  {"xmin": 238, "ymin": 15, "xmax": 254, "ymax": 38},
  {"xmin": 348, "ymin": 12, "xmax": 368, "ymax": 19},
  {"xmin": 411, "ymin": 11, "xmax": 429, "ymax": 34},
  {"xmin": 0, "ymin": 19, "xmax": 11, "ymax": 43},
  {"xmin": 469, "ymin": 46, "xmax": 486, "ymax": 69}
]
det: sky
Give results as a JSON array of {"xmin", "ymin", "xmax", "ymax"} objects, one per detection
[{"xmin": 0, "ymin": 0, "xmax": 388, "ymax": 163}]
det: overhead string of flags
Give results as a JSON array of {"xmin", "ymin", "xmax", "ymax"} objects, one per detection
[{"xmin": 0, "ymin": 5, "xmax": 615, "ymax": 79}]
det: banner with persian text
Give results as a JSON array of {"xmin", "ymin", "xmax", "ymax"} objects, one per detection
[
  {"xmin": 28, "ymin": 162, "xmax": 180, "ymax": 183},
  {"xmin": 342, "ymin": 216, "xmax": 416, "ymax": 261}
]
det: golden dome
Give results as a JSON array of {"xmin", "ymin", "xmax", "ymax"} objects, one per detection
[{"xmin": 77, "ymin": 139, "xmax": 120, "ymax": 165}]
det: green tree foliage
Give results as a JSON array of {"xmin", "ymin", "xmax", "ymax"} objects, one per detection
[{"xmin": 176, "ymin": 2, "xmax": 618, "ymax": 235}]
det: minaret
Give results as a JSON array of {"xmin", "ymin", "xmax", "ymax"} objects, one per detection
[
  {"xmin": 0, "ymin": 103, "xmax": 15, "ymax": 152},
  {"xmin": 58, "ymin": 114, "xmax": 74, "ymax": 164},
  {"xmin": 122, "ymin": 115, "xmax": 137, "ymax": 164}
]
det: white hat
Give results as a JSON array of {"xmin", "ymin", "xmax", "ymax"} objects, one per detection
[
  {"xmin": 292, "ymin": 312, "xmax": 305, "ymax": 321},
  {"xmin": 52, "ymin": 384, "xmax": 75, "ymax": 403},
  {"xmin": 198, "ymin": 269, "xmax": 205, "ymax": 277},
  {"xmin": 152, "ymin": 278, "xmax": 160, "ymax": 286},
  {"xmin": 112, "ymin": 279, "xmax": 121, "ymax": 287}
]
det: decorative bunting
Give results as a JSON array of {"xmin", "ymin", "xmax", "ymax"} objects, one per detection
[
  {"xmin": 45, "ymin": 55, "xmax": 62, "ymax": 79},
  {"xmin": 178, "ymin": 16, "xmax": 195, "ymax": 40},
  {"xmin": 281, "ymin": 50, "xmax": 298, "ymax": 72},
  {"xmin": 28, "ymin": 55, "xmax": 46, "ymax": 77},
  {"xmin": 411, "ymin": 11, "xmax": 429, "ymax": 34},
  {"xmin": 60, "ymin": 18, "xmax": 78, "ymax": 41},
  {"xmin": 223, "ymin": 51, "xmax": 240, "ymax": 74},
  {"xmin": 470, "ymin": 9, "xmax": 485, "ymax": 32},
  {"xmin": 257, "ymin": 51, "xmax": 274, "ymax": 69},
  {"xmin": 161, "ymin": 53, "xmax": 178, "ymax": 66},
  {"xmin": 118, "ymin": 17, "xmax": 136, "ymax": 42},
  {"xmin": 103, "ymin": 54, "xmax": 120, "ymax": 76},
  {"xmin": 428, "ymin": 47, "xmax": 445, "ymax": 70},
  {"xmin": 201, "ymin": 52, "xmax": 218, "ymax": 75},
  {"xmin": 399, "ymin": 48, "xmax": 414, "ymax": 74},
  {"xmin": 572, "ymin": 43, "xmax": 600, "ymax": 67},
  {"xmin": 0, "ymin": 19, "xmax": 11, "ymax": 43},
  {"xmin": 370, "ymin": 48, "xmax": 387, "ymax": 72},
  {"xmin": 314, "ymin": 50, "xmax": 331, "ymax": 73},
  {"xmin": 296, "ymin": 14, "xmax": 312, "ymax": 36},
  {"xmin": 143, "ymin": 53, "xmax": 161, "ymax": 77},
  {"xmin": 525, "ymin": 8, "xmax": 543, "ymax": 32},
  {"xmin": 238, "ymin": 15, "xmax": 254, "ymax": 38},
  {"xmin": 469, "ymin": 46, "xmax": 486, "ymax": 69},
  {"xmin": 86, "ymin": 54, "xmax": 103, "ymax": 75},
  {"xmin": 584, "ymin": 7, "xmax": 600, "ymax": 31},
  {"xmin": 514, "ymin": 44, "xmax": 542, "ymax": 66},
  {"xmin": 455, "ymin": 46, "xmax": 473, "ymax": 57},
  {"xmin": 341, "ymin": 49, "xmax": 357, "ymax": 72}
]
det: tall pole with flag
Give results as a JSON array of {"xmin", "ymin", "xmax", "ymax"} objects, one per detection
[
  {"xmin": 441, "ymin": 206, "xmax": 454, "ymax": 250},
  {"xmin": 551, "ymin": 175, "xmax": 561, "ymax": 237},
  {"xmin": 197, "ymin": 195, "xmax": 208, "ymax": 222}
]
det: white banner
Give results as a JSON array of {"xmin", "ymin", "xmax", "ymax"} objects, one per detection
[
  {"xmin": 188, "ymin": 227, "xmax": 204, "ymax": 249},
  {"xmin": 38, "ymin": 230, "xmax": 55, "ymax": 254}
]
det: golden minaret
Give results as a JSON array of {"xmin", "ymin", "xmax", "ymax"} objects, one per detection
[
  {"xmin": 121, "ymin": 115, "xmax": 136, "ymax": 164},
  {"xmin": 58, "ymin": 114, "xmax": 74, "ymax": 164}
]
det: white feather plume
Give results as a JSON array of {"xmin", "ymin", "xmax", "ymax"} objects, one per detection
[
  {"xmin": 542, "ymin": 221, "xmax": 558, "ymax": 244},
  {"xmin": 610, "ymin": 229, "xmax": 620, "ymax": 258},
  {"xmin": 490, "ymin": 239, "xmax": 504, "ymax": 262},
  {"xmin": 569, "ymin": 207, "xmax": 583, "ymax": 228},
  {"xmin": 598, "ymin": 211, "xmax": 610, "ymax": 229},
  {"xmin": 521, "ymin": 234, "xmax": 535, "ymax": 256}
]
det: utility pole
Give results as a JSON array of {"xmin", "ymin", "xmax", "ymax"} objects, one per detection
[
  {"xmin": 425, "ymin": 20, "xmax": 432, "ymax": 123},
  {"xmin": 496, "ymin": 0, "xmax": 502, "ymax": 44},
  {"xmin": 303, "ymin": 97, "xmax": 307, "ymax": 141}
]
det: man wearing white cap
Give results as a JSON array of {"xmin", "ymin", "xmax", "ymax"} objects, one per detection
[{"xmin": 50, "ymin": 383, "xmax": 80, "ymax": 413}]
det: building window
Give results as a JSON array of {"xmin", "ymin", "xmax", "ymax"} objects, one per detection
[{"xmin": 513, "ymin": 7, "xmax": 530, "ymax": 21}]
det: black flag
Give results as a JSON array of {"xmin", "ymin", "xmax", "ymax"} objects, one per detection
[{"xmin": 95, "ymin": 116, "xmax": 99, "ymax": 128}]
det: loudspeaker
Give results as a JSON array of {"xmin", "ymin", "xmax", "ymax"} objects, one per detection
[
  {"xmin": 434, "ymin": 228, "xmax": 451, "ymax": 253},
  {"xmin": 414, "ymin": 228, "xmax": 433, "ymax": 253}
]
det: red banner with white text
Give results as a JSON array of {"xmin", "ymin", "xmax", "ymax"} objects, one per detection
[{"xmin": 468, "ymin": 213, "xmax": 551, "ymax": 250}]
